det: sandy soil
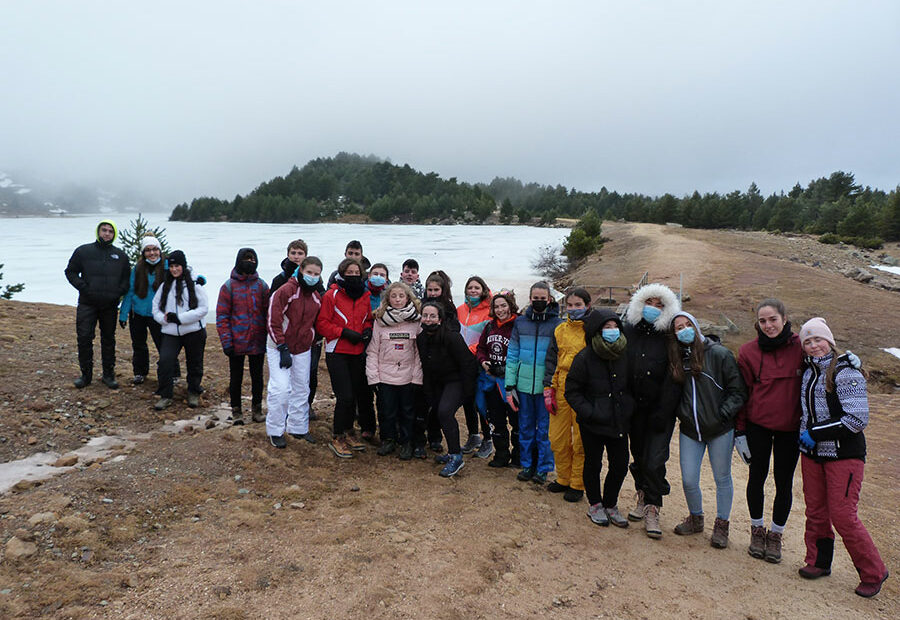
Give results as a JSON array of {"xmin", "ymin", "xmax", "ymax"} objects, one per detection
[{"xmin": 0, "ymin": 222, "xmax": 897, "ymax": 619}]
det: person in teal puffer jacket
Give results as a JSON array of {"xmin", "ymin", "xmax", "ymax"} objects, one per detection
[
  {"xmin": 505, "ymin": 281, "xmax": 562, "ymax": 484},
  {"xmin": 119, "ymin": 236, "xmax": 167, "ymax": 386}
]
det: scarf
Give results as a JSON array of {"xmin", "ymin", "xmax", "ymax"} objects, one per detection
[
  {"xmin": 757, "ymin": 321, "xmax": 793, "ymax": 352},
  {"xmin": 379, "ymin": 303, "xmax": 420, "ymax": 326},
  {"xmin": 591, "ymin": 331, "xmax": 627, "ymax": 360}
]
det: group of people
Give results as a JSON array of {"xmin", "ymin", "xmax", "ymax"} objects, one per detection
[{"xmin": 64, "ymin": 220, "xmax": 888, "ymax": 599}]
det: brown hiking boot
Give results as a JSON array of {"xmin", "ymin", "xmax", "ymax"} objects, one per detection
[
  {"xmin": 643, "ymin": 504, "xmax": 662, "ymax": 539},
  {"xmin": 764, "ymin": 530, "xmax": 782, "ymax": 563},
  {"xmin": 711, "ymin": 518, "xmax": 729, "ymax": 549},
  {"xmin": 674, "ymin": 514, "xmax": 704, "ymax": 536},
  {"xmin": 748, "ymin": 525, "xmax": 766, "ymax": 558},
  {"xmin": 251, "ymin": 403, "xmax": 265, "ymax": 423},
  {"xmin": 628, "ymin": 489, "xmax": 645, "ymax": 521},
  {"xmin": 329, "ymin": 435, "xmax": 353, "ymax": 459},
  {"xmin": 344, "ymin": 432, "xmax": 366, "ymax": 451},
  {"xmin": 231, "ymin": 406, "xmax": 244, "ymax": 426}
]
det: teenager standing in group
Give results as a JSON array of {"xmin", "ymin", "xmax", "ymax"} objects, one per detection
[
  {"xmin": 420, "ymin": 270, "xmax": 458, "ymax": 450},
  {"xmin": 216, "ymin": 248, "xmax": 269, "ymax": 425},
  {"xmin": 119, "ymin": 236, "xmax": 167, "ymax": 386},
  {"xmin": 505, "ymin": 281, "xmax": 561, "ymax": 485},
  {"xmin": 317, "ymin": 258, "xmax": 375, "ymax": 457},
  {"xmin": 457, "ymin": 275, "xmax": 493, "ymax": 457}
]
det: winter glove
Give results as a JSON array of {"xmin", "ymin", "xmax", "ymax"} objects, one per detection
[
  {"xmin": 846, "ymin": 350, "xmax": 862, "ymax": 369},
  {"xmin": 166, "ymin": 312, "xmax": 181, "ymax": 325},
  {"xmin": 361, "ymin": 328, "xmax": 373, "ymax": 344},
  {"xmin": 195, "ymin": 275, "xmax": 207, "ymax": 286},
  {"xmin": 799, "ymin": 430, "xmax": 816, "ymax": 451},
  {"xmin": 341, "ymin": 328, "xmax": 363, "ymax": 344},
  {"xmin": 505, "ymin": 388, "xmax": 520, "ymax": 412},
  {"xmin": 734, "ymin": 433, "xmax": 751, "ymax": 464},
  {"xmin": 543, "ymin": 387, "xmax": 557, "ymax": 415},
  {"xmin": 119, "ymin": 320, "xmax": 127, "ymax": 329},
  {"xmin": 277, "ymin": 344, "xmax": 292, "ymax": 369},
  {"xmin": 223, "ymin": 347, "xmax": 235, "ymax": 358}
]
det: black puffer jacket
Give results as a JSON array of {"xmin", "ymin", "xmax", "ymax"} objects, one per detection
[
  {"xmin": 623, "ymin": 319, "xmax": 670, "ymax": 413},
  {"xmin": 416, "ymin": 324, "xmax": 478, "ymax": 399},
  {"xmin": 64, "ymin": 223, "xmax": 130, "ymax": 307},
  {"xmin": 564, "ymin": 309, "xmax": 634, "ymax": 438}
]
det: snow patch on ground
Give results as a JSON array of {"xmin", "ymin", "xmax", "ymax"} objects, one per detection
[
  {"xmin": 871, "ymin": 264, "xmax": 900, "ymax": 276},
  {"xmin": 883, "ymin": 348, "xmax": 900, "ymax": 361}
]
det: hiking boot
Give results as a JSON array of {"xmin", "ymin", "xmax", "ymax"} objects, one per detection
[
  {"xmin": 330, "ymin": 436, "xmax": 353, "ymax": 459},
  {"xmin": 187, "ymin": 393, "xmax": 200, "ymax": 408},
  {"xmin": 361, "ymin": 430, "xmax": 380, "ymax": 446},
  {"xmin": 855, "ymin": 570, "xmax": 889, "ymax": 598},
  {"xmin": 764, "ymin": 530, "xmax": 782, "ymax": 563},
  {"xmin": 434, "ymin": 454, "xmax": 451, "ymax": 465},
  {"xmin": 547, "ymin": 481, "xmax": 569, "ymax": 493},
  {"xmin": 413, "ymin": 445, "xmax": 427, "ymax": 459},
  {"xmin": 398, "ymin": 443, "xmax": 414, "ymax": 461},
  {"xmin": 132, "ymin": 374, "xmax": 145, "ymax": 385},
  {"xmin": 474, "ymin": 438, "xmax": 493, "ymax": 459},
  {"xmin": 344, "ymin": 433, "xmax": 366, "ymax": 451},
  {"xmin": 429, "ymin": 441, "xmax": 444, "ymax": 453},
  {"xmin": 101, "ymin": 375, "xmax": 119, "ymax": 390},
  {"xmin": 588, "ymin": 503, "xmax": 609, "ymax": 526},
  {"xmin": 517, "ymin": 467, "xmax": 535, "ymax": 482},
  {"xmin": 231, "ymin": 406, "xmax": 245, "ymax": 426},
  {"xmin": 439, "ymin": 453, "xmax": 465, "ymax": 478},
  {"xmin": 606, "ymin": 505, "xmax": 629, "ymax": 528},
  {"xmin": 73, "ymin": 375, "xmax": 92, "ymax": 389},
  {"xmin": 563, "ymin": 488, "xmax": 584, "ymax": 503},
  {"xmin": 748, "ymin": 525, "xmax": 766, "ymax": 559},
  {"xmin": 628, "ymin": 490, "xmax": 645, "ymax": 521},
  {"xmin": 532, "ymin": 471, "xmax": 547, "ymax": 485},
  {"xmin": 461, "ymin": 433, "xmax": 482, "ymax": 454},
  {"xmin": 251, "ymin": 403, "xmax": 264, "ymax": 423},
  {"xmin": 798, "ymin": 565, "xmax": 831, "ymax": 579},
  {"xmin": 643, "ymin": 504, "xmax": 662, "ymax": 539},
  {"xmin": 269, "ymin": 434, "xmax": 287, "ymax": 449},
  {"xmin": 289, "ymin": 433, "xmax": 316, "ymax": 444},
  {"xmin": 674, "ymin": 514, "xmax": 704, "ymax": 536},
  {"xmin": 377, "ymin": 438, "xmax": 398, "ymax": 456},
  {"xmin": 154, "ymin": 397, "xmax": 173, "ymax": 411},
  {"xmin": 710, "ymin": 518, "xmax": 730, "ymax": 549},
  {"xmin": 488, "ymin": 450, "xmax": 510, "ymax": 468}
]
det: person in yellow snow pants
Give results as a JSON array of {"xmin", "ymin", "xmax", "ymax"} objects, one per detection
[{"xmin": 543, "ymin": 287, "xmax": 593, "ymax": 503}]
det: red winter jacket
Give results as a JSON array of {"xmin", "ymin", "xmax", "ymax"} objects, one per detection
[
  {"xmin": 267, "ymin": 278, "xmax": 321, "ymax": 355},
  {"xmin": 316, "ymin": 285, "xmax": 374, "ymax": 355},
  {"xmin": 736, "ymin": 333, "xmax": 803, "ymax": 433}
]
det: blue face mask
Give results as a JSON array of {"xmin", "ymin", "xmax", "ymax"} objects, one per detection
[
  {"xmin": 368, "ymin": 275, "xmax": 386, "ymax": 288},
  {"xmin": 146, "ymin": 256, "xmax": 161, "ymax": 265},
  {"xmin": 466, "ymin": 295, "xmax": 481, "ymax": 305},
  {"xmin": 568, "ymin": 308, "xmax": 588, "ymax": 321},
  {"xmin": 642, "ymin": 305, "xmax": 662, "ymax": 323},
  {"xmin": 601, "ymin": 328, "xmax": 620, "ymax": 343},
  {"xmin": 302, "ymin": 273, "xmax": 320, "ymax": 286},
  {"xmin": 676, "ymin": 326, "xmax": 696, "ymax": 345}
]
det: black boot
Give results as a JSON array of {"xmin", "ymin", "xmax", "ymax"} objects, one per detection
[
  {"xmin": 489, "ymin": 449, "xmax": 511, "ymax": 468},
  {"xmin": 101, "ymin": 375, "xmax": 119, "ymax": 389},
  {"xmin": 73, "ymin": 375, "xmax": 92, "ymax": 389}
]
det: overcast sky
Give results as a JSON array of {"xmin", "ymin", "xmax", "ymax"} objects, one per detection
[{"xmin": 2, "ymin": 1, "xmax": 899, "ymax": 204}]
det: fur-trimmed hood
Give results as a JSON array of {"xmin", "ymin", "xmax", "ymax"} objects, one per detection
[{"xmin": 624, "ymin": 283, "xmax": 681, "ymax": 331}]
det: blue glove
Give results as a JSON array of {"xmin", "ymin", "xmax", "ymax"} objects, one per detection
[
  {"xmin": 799, "ymin": 430, "xmax": 816, "ymax": 450},
  {"xmin": 846, "ymin": 350, "xmax": 861, "ymax": 369}
]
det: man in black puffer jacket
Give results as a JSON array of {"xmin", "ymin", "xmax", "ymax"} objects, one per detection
[{"xmin": 64, "ymin": 219, "xmax": 131, "ymax": 389}]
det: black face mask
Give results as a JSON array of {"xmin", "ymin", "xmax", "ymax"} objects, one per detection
[
  {"xmin": 531, "ymin": 299, "xmax": 548, "ymax": 313},
  {"xmin": 342, "ymin": 275, "xmax": 366, "ymax": 298},
  {"xmin": 421, "ymin": 323, "xmax": 440, "ymax": 333},
  {"xmin": 237, "ymin": 260, "xmax": 256, "ymax": 275}
]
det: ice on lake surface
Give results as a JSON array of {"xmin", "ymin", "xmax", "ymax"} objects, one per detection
[{"xmin": 2, "ymin": 213, "xmax": 570, "ymax": 306}]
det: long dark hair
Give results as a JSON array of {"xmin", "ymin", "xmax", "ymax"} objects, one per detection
[
  {"xmin": 134, "ymin": 254, "xmax": 166, "ymax": 299},
  {"xmin": 158, "ymin": 268, "xmax": 198, "ymax": 311},
  {"xmin": 667, "ymin": 325, "xmax": 704, "ymax": 384},
  {"xmin": 425, "ymin": 270, "xmax": 454, "ymax": 306}
]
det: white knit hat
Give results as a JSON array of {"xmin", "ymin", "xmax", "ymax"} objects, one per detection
[
  {"xmin": 140, "ymin": 236, "xmax": 161, "ymax": 252},
  {"xmin": 799, "ymin": 317, "xmax": 835, "ymax": 348}
]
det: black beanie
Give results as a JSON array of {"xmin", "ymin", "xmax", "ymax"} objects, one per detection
[{"xmin": 168, "ymin": 250, "xmax": 187, "ymax": 268}]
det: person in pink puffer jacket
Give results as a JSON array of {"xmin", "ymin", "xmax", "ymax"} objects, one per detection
[{"xmin": 366, "ymin": 282, "xmax": 424, "ymax": 459}]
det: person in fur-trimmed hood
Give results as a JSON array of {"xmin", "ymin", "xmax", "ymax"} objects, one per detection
[{"xmin": 620, "ymin": 282, "xmax": 681, "ymax": 538}]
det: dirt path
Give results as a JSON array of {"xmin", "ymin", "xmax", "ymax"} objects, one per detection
[{"xmin": 0, "ymin": 223, "xmax": 898, "ymax": 618}]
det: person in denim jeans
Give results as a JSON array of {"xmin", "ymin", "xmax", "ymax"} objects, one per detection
[{"xmin": 667, "ymin": 311, "xmax": 746, "ymax": 548}]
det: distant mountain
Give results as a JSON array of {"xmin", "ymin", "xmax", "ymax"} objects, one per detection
[{"xmin": 0, "ymin": 171, "xmax": 164, "ymax": 216}]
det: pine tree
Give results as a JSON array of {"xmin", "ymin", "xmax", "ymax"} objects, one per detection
[
  {"xmin": 0, "ymin": 264, "xmax": 25, "ymax": 300},
  {"xmin": 119, "ymin": 213, "xmax": 171, "ymax": 263}
]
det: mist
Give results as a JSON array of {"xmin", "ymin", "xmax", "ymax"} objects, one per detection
[{"xmin": 2, "ymin": 1, "xmax": 899, "ymax": 208}]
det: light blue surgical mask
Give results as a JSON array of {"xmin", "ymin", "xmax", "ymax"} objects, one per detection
[
  {"xmin": 642, "ymin": 305, "xmax": 662, "ymax": 323},
  {"xmin": 676, "ymin": 326, "xmax": 696, "ymax": 344},
  {"xmin": 302, "ymin": 273, "xmax": 320, "ymax": 286},
  {"xmin": 146, "ymin": 257, "xmax": 161, "ymax": 265},
  {"xmin": 368, "ymin": 275, "xmax": 386, "ymax": 288},
  {"xmin": 466, "ymin": 295, "xmax": 481, "ymax": 305},
  {"xmin": 601, "ymin": 328, "xmax": 620, "ymax": 343},
  {"xmin": 568, "ymin": 308, "xmax": 588, "ymax": 321}
]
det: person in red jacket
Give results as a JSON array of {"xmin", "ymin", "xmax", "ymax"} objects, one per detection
[
  {"xmin": 265, "ymin": 257, "xmax": 323, "ymax": 449},
  {"xmin": 317, "ymin": 258, "xmax": 375, "ymax": 458}
]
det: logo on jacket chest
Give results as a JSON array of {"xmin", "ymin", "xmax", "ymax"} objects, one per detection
[{"xmin": 389, "ymin": 333, "xmax": 410, "ymax": 340}]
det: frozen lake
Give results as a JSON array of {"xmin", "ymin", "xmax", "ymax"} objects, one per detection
[{"xmin": 1, "ymin": 213, "xmax": 570, "ymax": 306}]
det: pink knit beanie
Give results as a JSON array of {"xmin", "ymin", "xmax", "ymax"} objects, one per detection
[{"xmin": 799, "ymin": 317, "xmax": 835, "ymax": 348}]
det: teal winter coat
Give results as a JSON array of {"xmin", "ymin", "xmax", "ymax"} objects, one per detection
[{"xmin": 505, "ymin": 301, "xmax": 562, "ymax": 395}]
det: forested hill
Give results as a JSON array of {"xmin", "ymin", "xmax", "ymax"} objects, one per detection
[{"xmin": 169, "ymin": 153, "xmax": 899, "ymax": 246}]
